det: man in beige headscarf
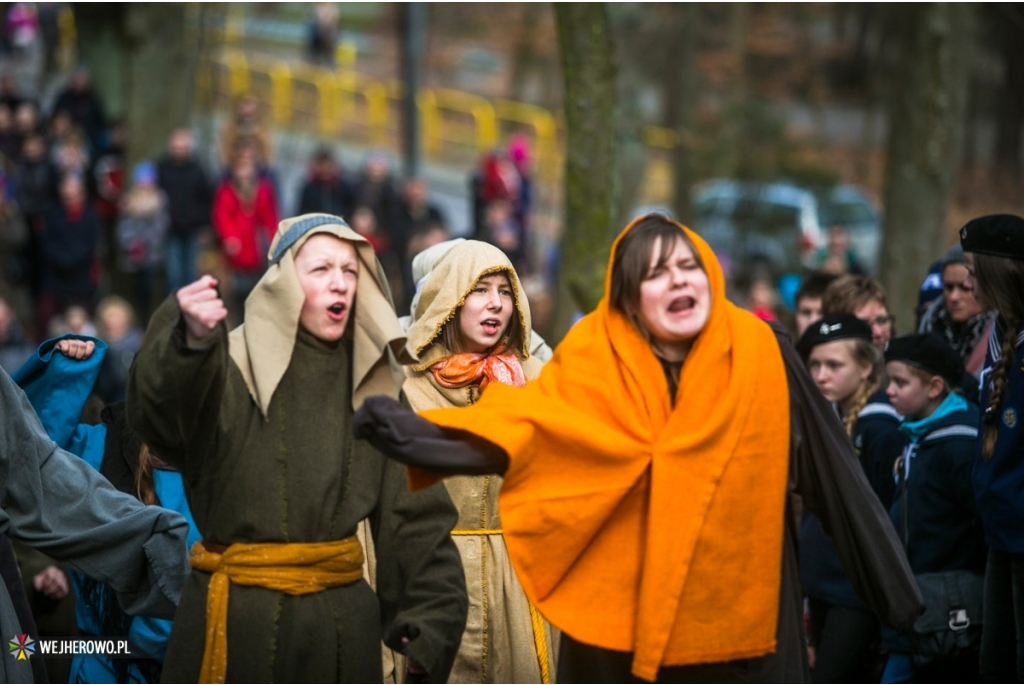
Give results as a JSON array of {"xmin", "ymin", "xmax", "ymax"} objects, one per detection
[{"xmin": 128, "ymin": 213, "xmax": 468, "ymax": 683}]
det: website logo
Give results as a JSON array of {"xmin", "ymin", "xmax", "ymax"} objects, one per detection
[
  {"xmin": 8, "ymin": 635, "xmax": 132, "ymax": 659},
  {"xmin": 9, "ymin": 634, "xmax": 35, "ymax": 660}
]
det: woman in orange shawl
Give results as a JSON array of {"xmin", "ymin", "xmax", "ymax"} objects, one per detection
[{"xmin": 356, "ymin": 214, "xmax": 923, "ymax": 682}]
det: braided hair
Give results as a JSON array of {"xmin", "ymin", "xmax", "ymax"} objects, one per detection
[
  {"xmin": 973, "ymin": 253, "xmax": 1024, "ymax": 459},
  {"xmin": 983, "ymin": 322, "xmax": 1020, "ymax": 457},
  {"xmin": 842, "ymin": 339, "xmax": 884, "ymax": 437}
]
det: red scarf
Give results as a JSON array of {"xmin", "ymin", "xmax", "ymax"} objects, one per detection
[{"xmin": 430, "ymin": 352, "xmax": 526, "ymax": 391}]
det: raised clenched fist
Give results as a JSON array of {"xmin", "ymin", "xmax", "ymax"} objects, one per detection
[{"xmin": 176, "ymin": 275, "xmax": 229, "ymax": 347}]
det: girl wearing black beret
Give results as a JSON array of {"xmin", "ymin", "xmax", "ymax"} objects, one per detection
[
  {"xmin": 959, "ymin": 213, "xmax": 1024, "ymax": 680},
  {"xmin": 795, "ymin": 315, "xmax": 908, "ymax": 681}
]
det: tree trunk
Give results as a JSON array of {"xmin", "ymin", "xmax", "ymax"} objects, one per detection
[
  {"xmin": 880, "ymin": 3, "xmax": 974, "ymax": 329},
  {"xmin": 993, "ymin": 11, "xmax": 1024, "ymax": 184},
  {"xmin": 509, "ymin": 4, "xmax": 544, "ymax": 101},
  {"xmin": 73, "ymin": 5, "xmax": 196, "ymax": 306},
  {"xmin": 724, "ymin": 3, "xmax": 748, "ymax": 177},
  {"xmin": 667, "ymin": 3, "xmax": 699, "ymax": 223},
  {"xmin": 607, "ymin": 5, "xmax": 646, "ymax": 231},
  {"xmin": 73, "ymin": 5, "xmax": 195, "ymax": 168},
  {"xmin": 73, "ymin": 7, "xmax": 127, "ymax": 117},
  {"xmin": 552, "ymin": 2, "xmax": 619, "ymax": 339},
  {"xmin": 123, "ymin": 4, "xmax": 194, "ymax": 170}
]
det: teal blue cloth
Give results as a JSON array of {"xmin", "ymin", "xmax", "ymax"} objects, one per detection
[
  {"xmin": 11, "ymin": 335, "xmax": 108, "ymax": 448},
  {"xmin": 899, "ymin": 392, "xmax": 968, "ymax": 444},
  {"xmin": 13, "ymin": 334, "xmax": 200, "ymax": 683},
  {"xmin": 0, "ymin": 345, "xmax": 188, "ymax": 683},
  {"xmin": 70, "ymin": 469, "xmax": 201, "ymax": 683}
]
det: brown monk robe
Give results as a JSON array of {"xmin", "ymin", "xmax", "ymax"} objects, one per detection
[{"xmin": 128, "ymin": 214, "xmax": 467, "ymax": 683}]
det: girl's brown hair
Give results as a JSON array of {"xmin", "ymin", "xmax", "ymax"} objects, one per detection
[
  {"xmin": 821, "ymin": 275, "xmax": 891, "ymax": 316},
  {"xmin": 610, "ymin": 215, "xmax": 706, "ymax": 342},
  {"xmin": 438, "ymin": 269, "xmax": 527, "ymax": 357},
  {"xmin": 135, "ymin": 444, "xmax": 159, "ymax": 506},
  {"xmin": 973, "ymin": 253, "xmax": 1024, "ymax": 458}
]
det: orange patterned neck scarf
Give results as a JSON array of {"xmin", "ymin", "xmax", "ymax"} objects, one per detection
[{"xmin": 431, "ymin": 352, "xmax": 527, "ymax": 391}]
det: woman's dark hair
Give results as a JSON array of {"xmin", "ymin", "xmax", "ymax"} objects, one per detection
[
  {"xmin": 135, "ymin": 444, "xmax": 158, "ymax": 506},
  {"xmin": 610, "ymin": 214, "xmax": 706, "ymax": 337},
  {"xmin": 973, "ymin": 253, "xmax": 1024, "ymax": 458},
  {"xmin": 796, "ymin": 270, "xmax": 839, "ymax": 305},
  {"xmin": 438, "ymin": 269, "xmax": 527, "ymax": 356}
]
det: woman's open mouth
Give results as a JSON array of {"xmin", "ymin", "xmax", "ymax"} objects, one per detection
[
  {"xmin": 481, "ymin": 318, "xmax": 501, "ymax": 335},
  {"xmin": 327, "ymin": 303, "xmax": 347, "ymax": 321},
  {"xmin": 667, "ymin": 296, "xmax": 695, "ymax": 314}
]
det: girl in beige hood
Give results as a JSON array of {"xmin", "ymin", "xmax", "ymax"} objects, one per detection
[{"xmin": 404, "ymin": 239, "xmax": 557, "ymax": 683}]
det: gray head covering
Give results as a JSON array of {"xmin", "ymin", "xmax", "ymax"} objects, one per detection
[{"xmin": 941, "ymin": 243, "xmax": 965, "ymax": 269}]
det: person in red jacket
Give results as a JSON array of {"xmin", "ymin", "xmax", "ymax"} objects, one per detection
[{"xmin": 212, "ymin": 148, "xmax": 278, "ymax": 321}]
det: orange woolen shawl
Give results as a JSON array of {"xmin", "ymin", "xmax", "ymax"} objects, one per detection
[{"xmin": 415, "ymin": 217, "xmax": 791, "ymax": 681}]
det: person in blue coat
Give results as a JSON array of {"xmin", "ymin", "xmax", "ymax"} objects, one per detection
[
  {"xmin": 12, "ymin": 335, "xmax": 200, "ymax": 684},
  {"xmin": 960, "ymin": 214, "xmax": 1024, "ymax": 680},
  {"xmin": 881, "ymin": 333, "xmax": 986, "ymax": 683}
]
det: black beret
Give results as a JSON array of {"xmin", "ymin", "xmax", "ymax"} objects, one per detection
[
  {"xmin": 884, "ymin": 332, "xmax": 964, "ymax": 389},
  {"xmin": 796, "ymin": 313, "xmax": 872, "ymax": 358},
  {"xmin": 959, "ymin": 214, "xmax": 1024, "ymax": 260}
]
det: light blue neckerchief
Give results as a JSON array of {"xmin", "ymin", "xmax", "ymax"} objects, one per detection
[
  {"xmin": 899, "ymin": 391, "xmax": 967, "ymax": 445},
  {"xmin": 895, "ymin": 392, "xmax": 967, "ymax": 483}
]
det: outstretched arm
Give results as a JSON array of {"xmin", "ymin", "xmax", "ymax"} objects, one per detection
[
  {"xmin": 0, "ymin": 368, "xmax": 189, "ymax": 618},
  {"xmin": 353, "ymin": 394, "xmax": 509, "ymax": 477}
]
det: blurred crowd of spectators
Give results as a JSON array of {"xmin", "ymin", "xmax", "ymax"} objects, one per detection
[{"xmin": 0, "ymin": 61, "xmax": 543, "ymax": 391}]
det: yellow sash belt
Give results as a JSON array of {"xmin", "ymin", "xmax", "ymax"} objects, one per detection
[{"xmin": 189, "ymin": 537, "xmax": 365, "ymax": 684}]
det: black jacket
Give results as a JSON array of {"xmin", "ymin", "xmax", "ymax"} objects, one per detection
[
  {"xmin": 296, "ymin": 175, "xmax": 355, "ymax": 220},
  {"xmin": 852, "ymin": 389, "xmax": 906, "ymax": 510},
  {"xmin": 157, "ymin": 156, "xmax": 212, "ymax": 237},
  {"xmin": 799, "ymin": 393, "xmax": 907, "ymax": 609},
  {"xmin": 41, "ymin": 204, "xmax": 101, "ymax": 301},
  {"xmin": 15, "ymin": 158, "xmax": 59, "ymax": 217},
  {"xmin": 53, "ymin": 88, "xmax": 107, "ymax": 150},
  {"xmin": 890, "ymin": 403, "xmax": 987, "ymax": 575}
]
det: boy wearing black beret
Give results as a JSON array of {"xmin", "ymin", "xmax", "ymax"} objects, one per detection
[{"xmin": 880, "ymin": 332, "xmax": 986, "ymax": 682}]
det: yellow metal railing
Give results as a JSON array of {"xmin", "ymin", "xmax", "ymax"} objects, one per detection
[
  {"xmin": 268, "ymin": 63, "xmax": 291, "ymax": 125},
  {"xmin": 57, "ymin": 6, "xmax": 77, "ymax": 71},
  {"xmin": 199, "ymin": 50, "xmax": 678, "ymax": 199},
  {"xmin": 222, "ymin": 49, "xmax": 250, "ymax": 97}
]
